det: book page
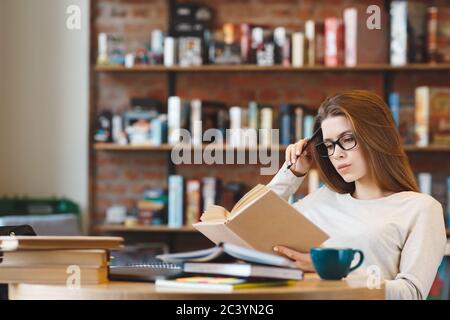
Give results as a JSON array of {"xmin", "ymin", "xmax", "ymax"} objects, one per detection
[
  {"xmin": 230, "ymin": 184, "xmax": 267, "ymax": 215},
  {"xmin": 200, "ymin": 205, "xmax": 230, "ymax": 222}
]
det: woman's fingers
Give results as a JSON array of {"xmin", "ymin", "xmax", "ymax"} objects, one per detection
[
  {"xmin": 286, "ymin": 139, "xmax": 309, "ymax": 166},
  {"xmin": 274, "ymin": 245, "xmax": 308, "ymax": 261},
  {"xmin": 274, "ymin": 245, "xmax": 314, "ymax": 271}
]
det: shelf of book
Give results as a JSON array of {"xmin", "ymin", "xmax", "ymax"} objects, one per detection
[
  {"xmin": 95, "ymin": 63, "xmax": 450, "ymax": 73},
  {"xmin": 95, "ymin": 224, "xmax": 197, "ymax": 233},
  {"xmin": 94, "ymin": 143, "xmax": 450, "ymax": 153}
]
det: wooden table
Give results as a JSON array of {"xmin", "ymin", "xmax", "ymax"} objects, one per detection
[{"xmin": 8, "ymin": 273, "xmax": 385, "ymax": 300}]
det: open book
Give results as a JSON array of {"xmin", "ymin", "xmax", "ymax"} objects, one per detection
[
  {"xmin": 156, "ymin": 242, "xmax": 298, "ymax": 268},
  {"xmin": 193, "ymin": 184, "xmax": 329, "ymax": 254}
]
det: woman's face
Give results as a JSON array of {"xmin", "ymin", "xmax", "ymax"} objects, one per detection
[{"xmin": 320, "ymin": 116, "xmax": 368, "ymax": 183}]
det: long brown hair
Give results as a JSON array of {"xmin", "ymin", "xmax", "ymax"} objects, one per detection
[{"xmin": 311, "ymin": 90, "xmax": 418, "ymax": 194}]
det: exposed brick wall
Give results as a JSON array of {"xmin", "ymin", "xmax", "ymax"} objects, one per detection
[{"xmin": 93, "ymin": 0, "xmax": 450, "ymax": 223}]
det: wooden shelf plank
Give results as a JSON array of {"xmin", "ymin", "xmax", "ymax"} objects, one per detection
[
  {"xmin": 95, "ymin": 224, "xmax": 197, "ymax": 233},
  {"xmin": 95, "ymin": 63, "xmax": 450, "ymax": 73},
  {"xmin": 94, "ymin": 143, "xmax": 450, "ymax": 153}
]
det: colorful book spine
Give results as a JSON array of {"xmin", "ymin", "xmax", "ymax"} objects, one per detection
[
  {"xmin": 305, "ymin": 20, "xmax": 325, "ymax": 66},
  {"xmin": 248, "ymin": 101, "xmax": 259, "ymax": 131},
  {"xmin": 388, "ymin": 92, "xmax": 400, "ymax": 127},
  {"xmin": 303, "ymin": 115, "xmax": 314, "ymax": 138},
  {"xmin": 280, "ymin": 104, "xmax": 292, "ymax": 145},
  {"xmin": 168, "ymin": 175, "xmax": 184, "ymax": 228},
  {"xmin": 427, "ymin": 7, "xmax": 450, "ymax": 63},
  {"xmin": 186, "ymin": 180, "xmax": 201, "ymax": 226},
  {"xmin": 325, "ymin": 17, "xmax": 344, "ymax": 66}
]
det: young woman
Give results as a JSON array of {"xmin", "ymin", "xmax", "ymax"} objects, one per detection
[{"xmin": 267, "ymin": 90, "xmax": 446, "ymax": 300}]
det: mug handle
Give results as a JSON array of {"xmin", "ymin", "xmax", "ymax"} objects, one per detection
[{"xmin": 349, "ymin": 250, "xmax": 364, "ymax": 272}]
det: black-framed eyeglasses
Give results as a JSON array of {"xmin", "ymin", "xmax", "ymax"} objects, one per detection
[{"xmin": 314, "ymin": 134, "xmax": 358, "ymax": 158}]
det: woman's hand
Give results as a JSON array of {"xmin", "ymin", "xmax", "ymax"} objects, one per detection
[
  {"xmin": 273, "ymin": 245, "xmax": 315, "ymax": 272},
  {"xmin": 285, "ymin": 138, "xmax": 312, "ymax": 177}
]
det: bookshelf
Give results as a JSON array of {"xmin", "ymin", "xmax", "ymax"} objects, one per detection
[{"xmin": 89, "ymin": 0, "xmax": 450, "ymax": 249}]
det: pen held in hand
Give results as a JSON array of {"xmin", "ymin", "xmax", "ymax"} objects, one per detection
[{"xmin": 286, "ymin": 127, "xmax": 322, "ymax": 171}]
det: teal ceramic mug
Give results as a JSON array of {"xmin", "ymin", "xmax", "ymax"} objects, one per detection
[{"xmin": 310, "ymin": 247, "xmax": 364, "ymax": 280}]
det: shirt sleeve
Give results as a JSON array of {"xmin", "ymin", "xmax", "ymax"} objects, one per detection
[
  {"xmin": 266, "ymin": 162, "xmax": 306, "ymax": 201},
  {"xmin": 385, "ymin": 198, "xmax": 447, "ymax": 300}
]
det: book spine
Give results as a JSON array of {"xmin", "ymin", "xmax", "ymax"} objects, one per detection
[
  {"xmin": 292, "ymin": 32, "xmax": 305, "ymax": 67},
  {"xmin": 388, "ymin": 92, "xmax": 400, "ymax": 127},
  {"xmin": 417, "ymin": 172, "xmax": 432, "ymax": 195},
  {"xmin": 390, "ymin": 1, "xmax": 408, "ymax": 66},
  {"xmin": 168, "ymin": 175, "xmax": 184, "ymax": 227},
  {"xmin": 190, "ymin": 99, "xmax": 202, "ymax": 145},
  {"xmin": 168, "ymin": 96, "xmax": 182, "ymax": 144},
  {"xmin": 202, "ymin": 177, "xmax": 217, "ymax": 212},
  {"xmin": 280, "ymin": 105, "xmax": 291, "ymax": 145},
  {"xmin": 303, "ymin": 115, "xmax": 314, "ymax": 138},
  {"xmin": 164, "ymin": 37, "xmax": 176, "ymax": 66},
  {"xmin": 305, "ymin": 20, "xmax": 315, "ymax": 66},
  {"xmin": 294, "ymin": 107, "xmax": 304, "ymax": 141},
  {"xmin": 248, "ymin": 101, "xmax": 259, "ymax": 131},
  {"xmin": 325, "ymin": 18, "xmax": 344, "ymax": 66},
  {"xmin": 415, "ymin": 86, "xmax": 430, "ymax": 147},
  {"xmin": 260, "ymin": 107, "xmax": 273, "ymax": 146},
  {"xmin": 240, "ymin": 24, "xmax": 251, "ymax": 64},
  {"xmin": 186, "ymin": 180, "xmax": 201, "ymax": 226},
  {"xmin": 151, "ymin": 116, "xmax": 162, "ymax": 146},
  {"xmin": 229, "ymin": 106, "xmax": 242, "ymax": 147},
  {"xmin": 344, "ymin": 8, "xmax": 357, "ymax": 66}
]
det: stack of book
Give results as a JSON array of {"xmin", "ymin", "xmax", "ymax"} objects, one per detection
[
  {"xmin": 0, "ymin": 236, "xmax": 123, "ymax": 285},
  {"xmin": 155, "ymin": 242, "xmax": 306, "ymax": 292}
]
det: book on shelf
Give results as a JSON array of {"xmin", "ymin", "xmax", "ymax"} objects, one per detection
[
  {"xmin": 415, "ymin": 87, "xmax": 450, "ymax": 146},
  {"xmin": 202, "ymin": 177, "xmax": 219, "ymax": 216},
  {"xmin": 427, "ymin": 7, "xmax": 450, "ymax": 63},
  {"xmin": 388, "ymin": 92, "xmax": 416, "ymax": 145},
  {"xmin": 390, "ymin": 1, "xmax": 427, "ymax": 66},
  {"xmin": 324, "ymin": 17, "xmax": 345, "ymax": 66},
  {"xmin": 305, "ymin": 20, "xmax": 325, "ymax": 66},
  {"xmin": 186, "ymin": 179, "xmax": 202, "ymax": 225},
  {"xmin": 291, "ymin": 32, "xmax": 305, "ymax": 67},
  {"xmin": 417, "ymin": 172, "xmax": 432, "ymax": 195},
  {"xmin": 192, "ymin": 184, "xmax": 329, "ymax": 254},
  {"xmin": 155, "ymin": 276, "xmax": 294, "ymax": 293},
  {"xmin": 168, "ymin": 175, "xmax": 184, "ymax": 228},
  {"xmin": 344, "ymin": 6, "xmax": 388, "ymax": 66}
]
